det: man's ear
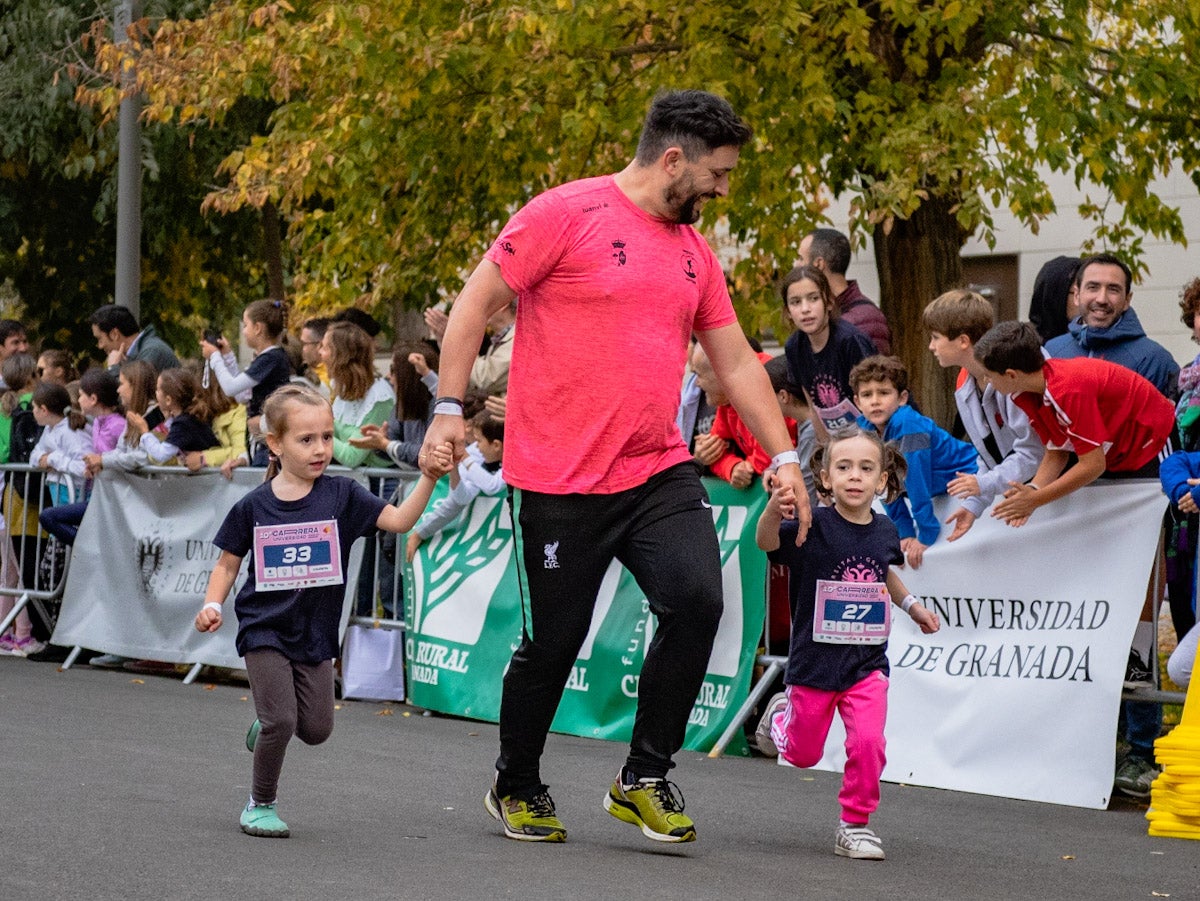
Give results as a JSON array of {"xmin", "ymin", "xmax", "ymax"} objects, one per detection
[{"xmin": 661, "ymin": 146, "xmax": 685, "ymax": 176}]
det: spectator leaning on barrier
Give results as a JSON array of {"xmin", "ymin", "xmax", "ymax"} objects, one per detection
[
  {"xmin": 923, "ymin": 290, "xmax": 1045, "ymax": 542},
  {"xmin": 851, "ymin": 354, "xmax": 977, "ymax": 569},
  {"xmin": 89, "ymin": 304, "xmax": 180, "ymax": 374},
  {"xmin": 128, "ymin": 367, "xmax": 219, "ymax": 466},
  {"xmin": 420, "ymin": 88, "xmax": 807, "ymax": 845},
  {"xmin": 319, "ymin": 322, "xmax": 393, "ymax": 469},
  {"xmin": 797, "ymin": 228, "xmax": 893, "ymax": 355},
  {"xmin": 350, "ymin": 342, "xmax": 439, "ymax": 470},
  {"xmin": 180, "ymin": 359, "xmax": 248, "ymax": 479}
]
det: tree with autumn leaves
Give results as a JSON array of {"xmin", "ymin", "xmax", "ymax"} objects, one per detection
[{"xmin": 68, "ymin": 3, "xmax": 1200, "ymax": 420}]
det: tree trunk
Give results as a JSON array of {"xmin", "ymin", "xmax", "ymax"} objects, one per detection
[
  {"xmin": 872, "ymin": 196, "xmax": 969, "ymax": 431},
  {"xmin": 262, "ymin": 200, "xmax": 286, "ymax": 301}
]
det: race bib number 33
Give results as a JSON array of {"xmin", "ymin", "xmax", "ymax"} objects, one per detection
[
  {"xmin": 253, "ymin": 519, "xmax": 343, "ymax": 591},
  {"xmin": 812, "ymin": 579, "xmax": 890, "ymax": 645}
]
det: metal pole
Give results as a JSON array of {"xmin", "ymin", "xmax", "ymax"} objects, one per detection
[{"xmin": 113, "ymin": 0, "xmax": 142, "ymax": 319}]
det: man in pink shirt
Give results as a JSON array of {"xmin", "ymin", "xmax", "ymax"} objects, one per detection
[{"xmin": 421, "ymin": 90, "xmax": 808, "ymax": 845}]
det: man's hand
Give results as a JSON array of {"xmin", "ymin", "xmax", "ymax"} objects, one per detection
[
  {"xmin": 771, "ymin": 462, "xmax": 812, "ymax": 544},
  {"xmin": 946, "ymin": 472, "xmax": 981, "ymax": 499},
  {"xmin": 944, "ymin": 507, "xmax": 977, "ymax": 542},
  {"xmin": 419, "ymin": 421, "xmax": 465, "ymax": 477}
]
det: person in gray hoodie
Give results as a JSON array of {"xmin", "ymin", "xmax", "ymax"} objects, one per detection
[{"xmin": 1044, "ymin": 253, "xmax": 1178, "ymax": 396}]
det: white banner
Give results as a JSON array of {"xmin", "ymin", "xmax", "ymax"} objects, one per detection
[
  {"xmin": 806, "ymin": 479, "xmax": 1166, "ymax": 809},
  {"xmin": 53, "ymin": 469, "xmax": 365, "ymax": 669}
]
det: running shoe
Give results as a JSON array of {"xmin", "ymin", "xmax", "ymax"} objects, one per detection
[
  {"xmin": 239, "ymin": 800, "xmax": 290, "ymax": 838},
  {"xmin": 755, "ymin": 692, "xmax": 789, "ymax": 758},
  {"xmin": 604, "ymin": 771, "xmax": 696, "ymax": 843},
  {"xmin": 484, "ymin": 783, "xmax": 567, "ymax": 842},
  {"xmin": 835, "ymin": 823, "xmax": 884, "ymax": 860}
]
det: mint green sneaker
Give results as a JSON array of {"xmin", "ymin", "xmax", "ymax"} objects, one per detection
[
  {"xmin": 604, "ymin": 772, "xmax": 696, "ymax": 843},
  {"xmin": 239, "ymin": 800, "xmax": 289, "ymax": 838},
  {"xmin": 484, "ymin": 783, "xmax": 567, "ymax": 842},
  {"xmin": 245, "ymin": 719, "xmax": 261, "ymax": 752}
]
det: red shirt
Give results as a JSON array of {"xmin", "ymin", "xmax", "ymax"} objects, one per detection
[
  {"xmin": 484, "ymin": 175, "xmax": 736, "ymax": 494},
  {"xmin": 1011, "ymin": 357, "xmax": 1173, "ymax": 471},
  {"xmin": 709, "ymin": 352, "xmax": 798, "ymax": 481}
]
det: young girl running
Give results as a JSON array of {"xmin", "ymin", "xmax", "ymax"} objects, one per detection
[
  {"xmin": 754, "ymin": 426, "xmax": 940, "ymax": 861},
  {"xmin": 781, "ymin": 265, "xmax": 876, "ymax": 437},
  {"xmin": 200, "ymin": 299, "xmax": 294, "ymax": 465},
  {"xmin": 194, "ymin": 384, "xmax": 452, "ymax": 838}
]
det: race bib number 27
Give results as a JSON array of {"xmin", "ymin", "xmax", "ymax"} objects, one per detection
[
  {"xmin": 253, "ymin": 519, "xmax": 343, "ymax": 591},
  {"xmin": 812, "ymin": 579, "xmax": 890, "ymax": 645}
]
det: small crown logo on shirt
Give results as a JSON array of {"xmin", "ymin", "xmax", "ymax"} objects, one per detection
[{"xmin": 611, "ymin": 240, "xmax": 627, "ymax": 267}]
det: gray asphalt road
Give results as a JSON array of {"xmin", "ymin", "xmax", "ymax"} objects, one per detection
[{"xmin": 2, "ymin": 655, "xmax": 1195, "ymax": 901}]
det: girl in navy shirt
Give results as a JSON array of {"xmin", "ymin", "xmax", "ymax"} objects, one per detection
[
  {"xmin": 754, "ymin": 426, "xmax": 939, "ymax": 861},
  {"xmin": 194, "ymin": 384, "xmax": 452, "ymax": 839}
]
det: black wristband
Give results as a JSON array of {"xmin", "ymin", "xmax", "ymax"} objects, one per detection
[{"xmin": 434, "ymin": 396, "xmax": 464, "ymax": 408}]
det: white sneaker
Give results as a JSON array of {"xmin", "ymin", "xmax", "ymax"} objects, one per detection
[
  {"xmin": 835, "ymin": 824, "xmax": 885, "ymax": 860},
  {"xmin": 755, "ymin": 692, "xmax": 788, "ymax": 758}
]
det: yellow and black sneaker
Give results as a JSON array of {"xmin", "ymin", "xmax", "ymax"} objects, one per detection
[
  {"xmin": 484, "ymin": 782, "xmax": 567, "ymax": 842},
  {"xmin": 603, "ymin": 771, "xmax": 696, "ymax": 843}
]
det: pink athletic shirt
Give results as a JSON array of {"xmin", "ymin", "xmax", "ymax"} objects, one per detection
[{"xmin": 484, "ymin": 175, "xmax": 737, "ymax": 494}]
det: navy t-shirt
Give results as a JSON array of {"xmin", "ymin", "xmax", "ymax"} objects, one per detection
[
  {"xmin": 769, "ymin": 505, "xmax": 903, "ymax": 691},
  {"xmin": 165, "ymin": 413, "xmax": 219, "ymax": 452},
  {"xmin": 246, "ymin": 346, "xmax": 293, "ymax": 417},
  {"xmin": 214, "ymin": 474, "xmax": 389, "ymax": 663},
  {"xmin": 784, "ymin": 318, "xmax": 876, "ymax": 431}
]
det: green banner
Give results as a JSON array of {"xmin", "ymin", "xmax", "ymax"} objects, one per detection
[{"xmin": 404, "ymin": 478, "xmax": 767, "ymax": 755}]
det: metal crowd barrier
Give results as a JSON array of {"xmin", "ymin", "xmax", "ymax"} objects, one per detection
[{"xmin": 0, "ymin": 462, "xmax": 417, "ymax": 681}]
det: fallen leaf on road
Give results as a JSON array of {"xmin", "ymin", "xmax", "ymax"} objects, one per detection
[
  {"xmin": 130, "ymin": 679, "xmax": 145, "ymax": 684},
  {"xmin": 1060, "ymin": 855, "xmax": 1075, "ymax": 860},
  {"xmin": 377, "ymin": 708, "xmax": 393, "ymax": 716},
  {"xmin": 204, "ymin": 684, "xmax": 216, "ymax": 691}
]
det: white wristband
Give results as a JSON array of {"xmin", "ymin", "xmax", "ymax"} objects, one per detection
[
  {"xmin": 203, "ymin": 602, "xmax": 223, "ymax": 615},
  {"xmin": 900, "ymin": 594, "xmax": 919, "ymax": 614},
  {"xmin": 770, "ymin": 450, "xmax": 801, "ymax": 470},
  {"xmin": 433, "ymin": 401, "xmax": 464, "ymax": 417}
]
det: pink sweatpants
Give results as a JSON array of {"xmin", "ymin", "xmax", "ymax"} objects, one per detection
[{"xmin": 770, "ymin": 670, "xmax": 888, "ymax": 825}]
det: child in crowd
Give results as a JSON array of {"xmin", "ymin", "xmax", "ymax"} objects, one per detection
[
  {"xmin": 349, "ymin": 342, "xmax": 440, "ymax": 469},
  {"xmin": 83, "ymin": 360, "xmax": 159, "ymax": 479},
  {"xmin": 320, "ymin": 321, "xmax": 394, "ymax": 468},
  {"xmin": 764, "ymin": 355, "xmax": 818, "ymax": 510},
  {"xmin": 182, "ymin": 359, "xmax": 248, "ymax": 478},
  {"xmin": 1160, "ymin": 449, "xmax": 1200, "ymax": 690},
  {"xmin": 755, "ymin": 426, "xmax": 940, "ymax": 861},
  {"xmin": 781, "ymin": 265, "xmax": 876, "ymax": 436},
  {"xmin": 30, "ymin": 382, "xmax": 90, "ymax": 506},
  {"xmin": 194, "ymin": 384, "xmax": 453, "ymax": 838},
  {"xmin": 923, "ymin": 290, "xmax": 1044, "ymax": 541},
  {"xmin": 128, "ymin": 367, "xmax": 219, "ymax": 465},
  {"xmin": 975, "ymin": 321, "xmax": 1175, "ymax": 525},
  {"xmin": 201, "ymin": 299, "xmax": 294, "ymax": 465},
  {"xmin": 37, "ymin": 369, "xmax": 126, "ymax": 546},
  {"xmin": 851, "ymin": 355, "xmax": 976, "ymax": 568},
  {"xmin": 406, "ymin": 409, "xmax": 505, "ymax": 562},
  {"xmin": 36, "ymin": 349, "xmax": 77, "ymax": 387},
  {"xmin": 690, "ymin": 342, "xmax": 796, "ymax": 488},
  {"xmin": 0, "ymin": 355, "xmax": 36, "ymax": 654}
]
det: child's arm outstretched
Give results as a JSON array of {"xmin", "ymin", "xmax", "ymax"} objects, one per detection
[
  {"xmin": 376, "ymin": 442, "xmax": 454, "ymax": 533},
  {"xmin": 755, "ymin": 482, "xmax": 796, "ymax": 553},
  {"xmin": 886, "ymin": 569, "xmax": 940, "ymax": 634},
  {"xmin": 992, "ymin": 447, "xmax": 1095, "ymax": 525},
  {"xmin": 195, "ymin": 550, "xmax": 243, "ymax": 632}
]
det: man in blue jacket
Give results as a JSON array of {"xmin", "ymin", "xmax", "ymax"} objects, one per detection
[{"xmin": 1044, "ymin": 253, "xmax": 1178, "ymax": 396}]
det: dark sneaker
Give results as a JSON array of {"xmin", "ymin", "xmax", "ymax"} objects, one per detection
[
  {"xmin": 245, "ymin": 719, "xmax": 261, "ymax": 752},
  {"xmin": 604, "ymin": 773, "xmax": 696, "ymax": 843},
  {"xmin": 1123, "ymin": 649, "xmax": 1155, "ymax": 690},
  {"xmin": 835, "ymin": 824, "xmax": 884, "ymax": 860},
  {"xmin": 239, "ymin": 800, "xmax": 290, "ymax": 838},
  {"xmin": 1114, "ymin": 755, "xmax": 1158, "ymax": 798},
  {"xmin": 755, "ymin": 692, "xmax": 788, "ymax": 758},
  {"xmin": 484, "ymin": 784, "xmax": 567, "ymax": 842}
]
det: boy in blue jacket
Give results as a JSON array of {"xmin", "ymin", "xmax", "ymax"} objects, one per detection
[{"xmin": 852, "ymin": 355, "xmax": 977, "ymax": 569}]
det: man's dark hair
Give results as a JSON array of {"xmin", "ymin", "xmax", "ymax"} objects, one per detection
[
  {"xmin": 634, "ymin": 90, "xmax": 752, "ymax": 165},
  {"xmin": 0, "ymin": 319, "xmax": 25, "ymax": 343},
  {"xmin": 302, "ymin": 316, "xmax": 331, "ymax": 339},
  {"xmin": 89, "ymin": 304, "xmax": 140, "ymax": 337},
  {"xmin": 973, "ymin": 321, "xmax": 1046, "ymax": 375},
  {"xmin": 333, "ymin": 307, "xmax": 381, "ymax": 337},
  {"xmin": 806, "ymin": 228, "xmax": 852, "ymax": 276},
  {"xmin": 1075, "ymin": 253, "xmax": 1132, "ymax": 294}
]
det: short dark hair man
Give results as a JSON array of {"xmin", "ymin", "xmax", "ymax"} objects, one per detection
[
  {"xmin": 421, "ymin": 89, "xmax": 808, "ymax": 846},
  {"xmin": 798, "ymin": 228, "xmax": 893, "ymax": 354},
  {"xmin": 89, "ymin": 304, "xmax": 180, "ymax": 373}
]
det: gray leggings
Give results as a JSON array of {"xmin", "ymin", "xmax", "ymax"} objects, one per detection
[{"xmin": 244, "ymin": 648, "xmax": 335, "ymax": 804}]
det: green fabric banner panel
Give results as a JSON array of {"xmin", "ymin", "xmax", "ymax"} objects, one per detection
[{"xmin": 404, "ymin": 479, "xmax": 767, "ymax": 754}]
